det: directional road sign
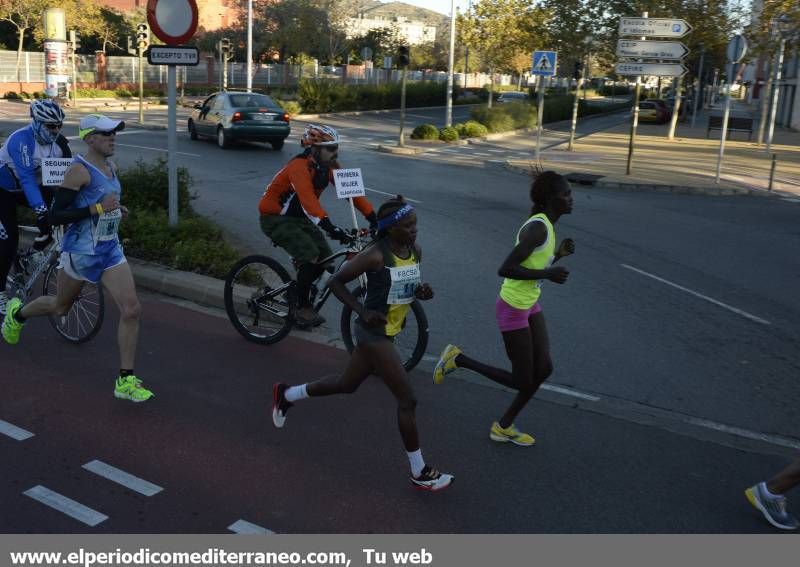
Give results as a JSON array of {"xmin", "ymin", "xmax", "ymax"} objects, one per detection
[
  {"xmin": 531, "ymin": 51, "xmax": 557, "ymax": 76},
  {"xmin": 618, "ymin": 18, "xmax": 693, "ymax": 38},
  {"xmin": 615, "ymin": 62, "xmax": 688, "ymax": 77},
  {"xmin": 616, "ymin": 40, "xmax": 689, "ymax": 60}
]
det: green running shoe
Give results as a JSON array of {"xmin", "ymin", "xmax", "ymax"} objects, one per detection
[
  {"xmin": 1, "ymin": 297, "xmax": 25, "ymax": 345},
  {"xmin": 114, "ymin": 375, "xmax": 154, "ymax": 403}
]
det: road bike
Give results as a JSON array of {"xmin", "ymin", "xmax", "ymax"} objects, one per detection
[
  {"xmin": 5, "ymin": 225, "xmax": 104, "ymax": 343},
  {"xmin": 223, "ymin": 229, "xmax": 429, "ymax": 371}
]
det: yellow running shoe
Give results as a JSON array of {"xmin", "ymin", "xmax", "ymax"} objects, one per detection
[
  {"xmin": 114, "ymin": 375, "xmax": 154, "ymax": 403},
  {"xmin": 433, "ymin": 344, "xmax": 461, "ymax": 384},
  {"xmin": 1, "ymin": 297, "xmax": 25, "ymax": 345},
  {"xmin": 489, "ymin": 422, "xmax": 535, "ymax": 446}
]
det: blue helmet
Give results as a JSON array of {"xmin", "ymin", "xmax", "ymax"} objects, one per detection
[{"xmin": 30, "ymin": 99, "xmax": 65, "ymax": 144}]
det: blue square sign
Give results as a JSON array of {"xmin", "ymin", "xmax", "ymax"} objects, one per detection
[{"xmin": 531, "ymin": 51, "xmax": 557, "ymax": 76}]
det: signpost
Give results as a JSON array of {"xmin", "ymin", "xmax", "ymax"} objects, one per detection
[
  {"xmin": 531, "ymin": 51, "xmax": 557, "ymax": 163},
  {"xmin": 715, "ymin": 34, "xmax": 747, "ymax": 185},
  {"xmin": 618, "ymin": 18, "xmax": 692, "ymax": 38},
  {"xmin": 146, "ymin": 0, "xmax": 199, "ymax": 227},
  {"xmin": 616, "ymin": 40, "xmax": 689, "ymax": 60},
  {"xmin": 618, "ymin": 14, "xmax": 692, "ymax": 171},
  {"xmin": 615, "ymin": 62, "xmax": 687, "ymax": 77},
  {"xmin": 333, "ymin": 168, "xmax": 366, "ymax": 237}
]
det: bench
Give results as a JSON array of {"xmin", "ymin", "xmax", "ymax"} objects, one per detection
[{"xmin": 707, "ymin": 115, "xmax": 754, "ymax": 140}]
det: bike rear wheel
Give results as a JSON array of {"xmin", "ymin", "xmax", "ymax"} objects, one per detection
[
  {"xmin": 339, "ymin": 286, "xmax": 429, "ymax": 372},
  {"xmin": 224, "ymin": 255, "xmax": 296, "ymax": 345},
  {"xmin": 42, "ymin": 262, "xmax": 105, "ymax": 344}
]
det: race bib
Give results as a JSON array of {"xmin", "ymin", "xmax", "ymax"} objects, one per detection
[
  {"xmin": 93, "ymin": 209, "xmax": 122, "ymax": 245},
  {"xmin": 387, "ymin": 264, "xmax": 421, "ymax": 305}
]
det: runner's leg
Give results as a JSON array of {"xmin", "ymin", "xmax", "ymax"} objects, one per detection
[
  {"xmin": 18, "ymin": 267, "xmax": 84, "ymax": 319},
  {"xmin": 100, "ymin": 262, "xmax": 140, "ymax": 369},
  {"xmin": 306, "ymin": 345, "xmax": 374, "ymax": 397}
]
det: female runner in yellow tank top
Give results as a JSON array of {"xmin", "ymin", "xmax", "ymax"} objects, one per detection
[{"xmin": 432, "ymin": 171, "xmax": 575, "ymax": 446}]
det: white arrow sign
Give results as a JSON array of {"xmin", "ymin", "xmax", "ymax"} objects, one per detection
[
  {"xmin": 616, "ymin": 40, "xmax": 689, "ymax": 60},
  {"xmin": 615, "ymin": 62, "xmax": 688, "ymax": 77},
  {"xmin": 619, "ymin": 18, "xmax": 693, "ymax": 38}
]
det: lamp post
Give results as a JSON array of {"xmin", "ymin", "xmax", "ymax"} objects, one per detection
[
  {"xmin": 445, "ymin": 0, "xmax": 456, "ymax": 127},
  {"xmin": 246, "ymin": 0, "xmax": 253, "ymax": 92},
  {"xmin": 766, "ymin": 14, "xmax": 791, "ymax": 153}
]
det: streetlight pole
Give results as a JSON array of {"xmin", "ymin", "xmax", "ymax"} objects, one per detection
[
  {"xmin": 445, "ymin": 0, "xmax": 456, "ymax": 127},
  {"xmin": 690, "ymin": 43, "xmax": 704, "ymax": 128},
  {"xmin": 766, "ymin": 14, "xmax": 790, "ymax": 153},
  {"xmin": 246, "ymin": 0, "xmax": 253, "ymax": 92}
]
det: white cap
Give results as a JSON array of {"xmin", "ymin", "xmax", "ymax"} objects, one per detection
[{"xmin": 79, "ymin": 114, "xmax": 125, "ymax": 140}]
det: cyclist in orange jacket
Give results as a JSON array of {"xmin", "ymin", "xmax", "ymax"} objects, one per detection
[{"xmin": 259, "ymin": 124, "xmax": 377, "ymax": 327}]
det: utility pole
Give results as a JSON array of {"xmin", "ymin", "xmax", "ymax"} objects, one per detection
[
  {"xmin": 398, "ymin": 45, "xmax": 410, "ymax": 147},
  {"xmin": 690, "ymin": 43, "xmax": 704, "ymax": 128},
  {"xmin": 766, "ymin": 18, "xmax": 788, "ymax": 153},
  {"xmin": 246, "ymin": 0, "xmax": 253, "ymax": 92},
  {"xmin": 568, "ymin": 59, "xmax": 585, "ymax": 151},
  {"xmin": 445, "ymin": 0, "xmax": 456, "ymax": 127}
]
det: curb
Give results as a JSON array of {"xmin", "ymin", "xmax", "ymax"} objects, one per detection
[
  {"xmin": 129, "ymin": 259, "xmax": 224, "ymax": 310},
  {"xmin": 502, "ymin": 161, "xmax": 757, "ymax": 196},
  {"xmin": 294, "ymin": 103, "xmax": 482, "ymax": 121},
  {"xmin": 376, "ymin": 144, "xmax": 427, "ymax": 155},
  {"xmin": 129, "ymin": 123, "xmax": 168, "ymax": 131}
]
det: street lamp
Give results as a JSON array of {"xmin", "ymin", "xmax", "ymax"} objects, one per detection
[{"xmin": 766, "ymin": 14, "xmax": 792, "ymax": 152}]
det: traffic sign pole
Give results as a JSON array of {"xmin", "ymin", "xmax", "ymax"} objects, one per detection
[
  {"xmin": 168, "ymin": 64, "xmax": 177, "ymax": 225},
  {"xmin": 667, "ymin": 75, "xmax": 682, "ymax": 139},
  {"xmin": 535, "ymin": 75, "xmax": 544, "ymax": 162},
  {"xmin": 715, "ymin": 34, "xmax": 747, "ymax": 184}
]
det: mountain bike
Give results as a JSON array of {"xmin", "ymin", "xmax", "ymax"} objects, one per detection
[
  {"xmin": 5, "ymin": 225, "xmax": 104, "ymax": 343},
  {"xmin": 223, "ymin": 229, "xmax": 429, "ymax": 372}
]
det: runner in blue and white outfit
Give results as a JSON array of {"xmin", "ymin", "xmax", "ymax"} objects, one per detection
[
  {"xmin": 0, "ymin": 99, "xmax": 71, "ymax": 316},
  {"xmin": 2, "ymin": 114, "xmax": 154, "ymax": 403}
]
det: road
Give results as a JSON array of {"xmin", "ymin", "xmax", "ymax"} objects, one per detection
[{"xmin": 1, "ymin": 100, "xmax": 799, "ymax": 532}]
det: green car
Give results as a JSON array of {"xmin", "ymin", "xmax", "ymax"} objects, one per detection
[{"xmin": 188, "ymin": 91, "xmax": 291, "ymax": 150}]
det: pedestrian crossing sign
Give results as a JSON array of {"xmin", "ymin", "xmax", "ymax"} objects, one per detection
[{"xmin": 531, "ymin": 51, "xmax": 557, "ymax": 76}]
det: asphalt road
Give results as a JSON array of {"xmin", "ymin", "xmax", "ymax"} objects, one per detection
[{"xmin": 1, "ymin": 101, "xmax": 799, "ymax": 532}]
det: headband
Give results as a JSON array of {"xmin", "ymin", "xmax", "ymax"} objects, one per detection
[{"xmin": 376, "ymin": 204, "xmax": 414, "ymax": 231}]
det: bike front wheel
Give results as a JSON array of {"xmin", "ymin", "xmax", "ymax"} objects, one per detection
[
  {"xmin": 339, "ymin": 286, "xmax": 429, "ymax": 372},
  {"xmin": 224, "ymin": 255, "xmax": 296, "ymax": 345},
  {"xmin": 42, "ymin": 262, "xmax": 105, "ymax": 344}
]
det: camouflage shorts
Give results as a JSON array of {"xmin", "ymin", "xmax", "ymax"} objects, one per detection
[{"xmin": 260, "ymin": 215, "xmax": 332, "ymax": 265}]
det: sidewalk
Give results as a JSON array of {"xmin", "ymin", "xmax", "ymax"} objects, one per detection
[{"xmin": 508, "ymin": 105, "xmax": 800, "ymax": 197}]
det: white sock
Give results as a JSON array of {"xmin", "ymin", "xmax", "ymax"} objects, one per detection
[
  {"xmin": 407, "ymin": 449, "xmax": 425, "ymax": 477},
  {"xmin": 285, "ymin": 384, "xmax": 308, "ymax": 403}
]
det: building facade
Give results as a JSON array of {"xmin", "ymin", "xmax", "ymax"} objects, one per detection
[{"xmin": 95, "ymin": 0, "xmax": 239, "ymax": 31}]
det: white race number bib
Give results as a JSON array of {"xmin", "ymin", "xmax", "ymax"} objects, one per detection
[{"xmin": 387, "ymin": 264, "xmax": 421, "ymax": 305}]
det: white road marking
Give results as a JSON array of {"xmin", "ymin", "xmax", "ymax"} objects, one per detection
[
  {"xmin": 364, "ymin": 186, "xmax": 422, "ymax": 204},
  {"xmin": 113, "ymin": 143, "xmax": 201, "ymax": 157},
  {"xmin": 621, "ymin": 263, "xmax": 771, "ymax": 325},
  {"xmin": 23, "ymin": 485, "xmax": 108, "ymax": 526},
  {"xmin": 685, "ymin": 417, "xmax": 800, "ymax": 450},
  {"xmin": 780, "ymin": 197, "xmax": 800, "ymax": 203},
  {"xmin": 540, "ymin": 383, "xmax": 601, "ymax": 401},
  {"xmin": 0, "ymin": 419, "xmax": 34, "ymax": 441},
  {"xmin": 82, "ymin": 460, "xmax": 163, "ymax": 496},
  {"xmin": 228, "ymin": 519, "xmax": 274, "ymax": 534}
]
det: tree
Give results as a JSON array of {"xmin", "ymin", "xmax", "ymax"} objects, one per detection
[
  {"xmin": 0, "ymin": 0, "xmax": 50, "ymax": 80},
  {"xmin": 745, "ymin": 0, "xmax": 799, "ymax": 57},
  {"xmin": 459, "ymin": 0, "xmax": 549, "ymax": 106}
]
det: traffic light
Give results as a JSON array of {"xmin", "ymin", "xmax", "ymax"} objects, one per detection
[
  {"xmin": 136, "ymin": 23, "xmax": 149, "ymax": 51},
  {"xmin": 573, "ymin": 61, "xmax": 583, "ymax": 80},
  {"xmin": 221, "ymin": 38, "xmax": 231, "ymax": 54},
  {"xmin": 397, "ymin": 45, "xmax": 410, "ymax": 68},
  {"xmin": 68, "ymin": 30, "xmax": 80, "ymax": 52},
  {"xmin": 127, "ymin": 36, "xmax": 137, "ymax": 55}
]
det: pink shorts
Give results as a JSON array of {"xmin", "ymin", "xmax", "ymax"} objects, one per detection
[{"xmin": 495, "ymin": 296, "xmax": 542, "ymax": 333}]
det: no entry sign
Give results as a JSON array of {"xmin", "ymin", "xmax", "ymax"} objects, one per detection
[{"xmin": 146, "ymin": 0, "xmax": 198, "ymax": 46}]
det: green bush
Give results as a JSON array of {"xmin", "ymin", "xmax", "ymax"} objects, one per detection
[
  {"xmin": 4, "ymin": 91, "xmax": 20, "ymax": 99},
  {"xmin": 411, "ymin": 123, "xmax": 439, "ymax": 140},
  {"xmin": 455, "ymin": 120, "xmax": 489, "ymax": 138},
  {"xmin": 469, "ymin": 104, "xmax": 530, "ymax": 133},
  {"xmin": 120, "ymin": 210, "xmax": 238, "ymax": 279},
  {"xmin": 438, "ymin": 126, "xmax": 459, "ymax": 142},
  {"xmin": 297, "ymin": 79, "xmax": 446, "ymax": 113},
  {"xmin": 115, "ymin": 87, "xmax": 134, "ymax": 98},
  {"xmin": 599, "ymin": 85, "xmax": 631, "ymax": 96},
  {"xmin": 278, "ymin": 100, "xmax": 302, "ymax": 116},
  {"xmin": 117, "ymin": 157, "xmax": 193, "ymax": 214}
]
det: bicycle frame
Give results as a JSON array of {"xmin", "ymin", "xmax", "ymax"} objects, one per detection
[
  {"xmin": 252, "ymin": 237, "xmax": 370, "ymax": 320},
  {"xmin": 7, "ymin": 225, "xmax": 62, "ymax": 301}
]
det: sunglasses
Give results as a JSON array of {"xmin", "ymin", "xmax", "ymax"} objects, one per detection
[
  {"xmin": 93, "ymin": 130, "xmax": 116, "ymax": 137},
  {"xmin": 44, "ymin": 123, "xmax": 63, "ymax": 131}
]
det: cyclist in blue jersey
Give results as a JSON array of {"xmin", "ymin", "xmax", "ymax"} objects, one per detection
[
  {"xmin": 2, "ymin": 114, "xmax": 153, "ymax": 403},
  {"xmin": 0, "ymin": 99, "xmax": 71, "ymax": 316}
]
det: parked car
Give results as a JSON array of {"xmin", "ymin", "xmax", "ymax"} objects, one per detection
[
  {"xmin": 644, "ymin": 99, "xmax": 673, "ymax": 121},
  {"xmin": 636, "ymin": 101, "xmax": 669, "ymax": 124},
  {"xmin": 497, "ymin": 91, "xmax": 529, "ymax": 104},
  {"xmin": 188, "ymin": 91, "xmax": 291, "ymax": 150}
]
